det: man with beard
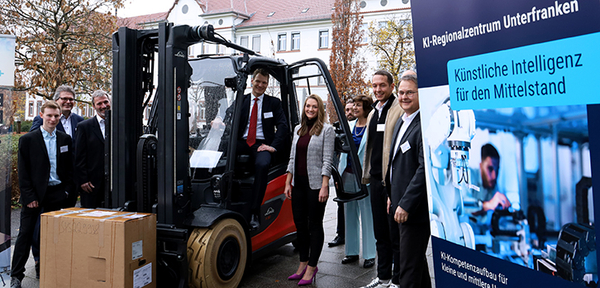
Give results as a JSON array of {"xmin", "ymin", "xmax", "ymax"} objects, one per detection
[
  {"xmin": 360, "ymin": 70, "xmax": 403, "ymax": 288},
  {"xmin": 75, "ymin": 90, "xmax": 111, "ymax": 208}
]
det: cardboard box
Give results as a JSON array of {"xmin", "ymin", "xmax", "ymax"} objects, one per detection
[{"xmin": 40, "ymin": 208, "xmax": 157, "ymax": 288}]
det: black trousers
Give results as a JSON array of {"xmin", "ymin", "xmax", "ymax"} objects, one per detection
[
  {"xmin": 11, "ymin": 185, "xmax": 65, "ymax": 280},
  {"xmin": 292, "ymin": 175, "xmax": 326, "ymax": 267},
  {"xmin": 80, "ymin": 184, "xmax": 104, "ymax": 209},
  {"xmin": 369, "ymin": 177, "xmax": 398, "ymax": 281},
  {"xmin": 237, "ymin": 139, "xmax": 272, "ymax": 216},
  {"xmin": 336, "ymin": 201, "xmax": 345, "ymax": 237},
  {"xmin": 397, "ymin": 221, "xmax": 431, "ymax": 288}
]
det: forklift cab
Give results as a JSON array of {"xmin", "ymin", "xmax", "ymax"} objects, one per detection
[{"xmin": 185, "ymin": 55, "xmax": 368, "ymax": 214}]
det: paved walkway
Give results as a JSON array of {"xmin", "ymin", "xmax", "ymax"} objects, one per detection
[{"xmin": 3, "ymin": 195, "xmax": 436, "ymax": 288}]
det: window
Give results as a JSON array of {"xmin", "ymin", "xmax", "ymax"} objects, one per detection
[
  {"xmin": 252, "ymin": 35, "xmax": 261, "ymax": 52},
  {"xmin": 291, "ymin": 32, "xmax": 300, "ymax": 50},
  {"xmin": 360, "ymin": 24, "xmax": 368, "ymax": 44},
  {"xmin": 28, "ymin": 102, "xmax": 33, "ymax": 117},
  {"xmin": 36, "ymin": 101, "xmax": 42, "ymax": 115},
  {"xmin": 318, "ymin": 76, "xmax": 326, "ymax": 86},
  {"xmin": 277, "ymin": 33, "xmax": 287, "ymax": 51},
  {"xmin": 240, "ymin": 36, "xmax": 249, "ymax": 48},
  {"xmin": 217, "ymin": 44, "xmax": 226, "ymax": 55},
  {"xmin": 319, "ymin": 30, "xmax": 329, "ymax": 48}
]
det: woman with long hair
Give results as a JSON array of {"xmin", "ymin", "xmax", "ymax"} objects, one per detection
[
  {"xmin": 339, "ymin": 95, "xmax": 377, "ymax": 268},
  {"xmin": 284, "ymin": 94, "xmax": 335, "ymax": 285}
]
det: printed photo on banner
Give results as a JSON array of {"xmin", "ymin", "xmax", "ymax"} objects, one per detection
[{"xmin": 421, "ymin": 84, "xmax": 595, "ymax": 286}]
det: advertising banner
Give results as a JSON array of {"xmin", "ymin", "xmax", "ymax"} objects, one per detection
[
  {"xmin": 0, "ymin": 35, "xmax": 15, "ymax": 87},
  {"xmin": 0, "ymin": 34, "xmax": 15, "ymax": 280},
  {"xmin": 411, "ymin": 1, "xmax": 599, "ymax": 287}
]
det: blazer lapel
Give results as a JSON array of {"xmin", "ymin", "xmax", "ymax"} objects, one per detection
[
  {"xmin": 35, "ymin": 129, "xmax": 50, "ymax": 165},
  {"xmin": 400, "ymin": 116, "xmax": 420, "ymax": 146},
  {"xmin": 390, "ymin": 119, "xmax": 404, "ymax": 162},
  {"xmin": 91, "ymin": 118, "xmax": 105, "ymax": 143},
  {"xmin": 56, "ymin": 121, "xmax": 65, "ymax": 133}
]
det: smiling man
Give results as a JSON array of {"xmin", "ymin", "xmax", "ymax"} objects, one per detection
[
  {"xmin": 235, "ymin": 68, "xmax": 289, "ymax": 230},
  {"xmin": 387, "ymin": 73, "xmax": 432, "ymax": 288},
  {"xmin": 12, "ymin": 101, "xmax": 74, "ymax": 288},
  {"xmin": 30, "ymin": 85, "xmax": 84, "ymax": 140},
  {"xmin": 360, "ymin": 70, "xmax": 403, "ymax": 288},
  {"xmin": 75, "ymin": 90, "xmax": 111, "ymax": 208}
]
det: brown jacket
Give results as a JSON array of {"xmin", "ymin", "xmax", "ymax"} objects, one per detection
[{"xmin": 361, "ymin": 96, "xmax": 403, "ymax": 185}]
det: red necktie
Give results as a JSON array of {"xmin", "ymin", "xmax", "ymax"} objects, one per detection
[{"xmin": 246, "ymin": 97, "xmax": 259, "ymax": 147}]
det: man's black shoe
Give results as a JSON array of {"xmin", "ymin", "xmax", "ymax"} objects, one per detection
[
  {"xmin": 11, "ymin": 277, "xmax": 22, "ymax": 288},
  {"xmin": 250, "ymin": 214, "xmax": 260, "ymax": 230},
  {"xmin": 363, "ymin": 258, "xmax": 375, "ymax": 268},
  {"xmin": 341, "ymin": 255, "xmax": 359, "ymax": 264},
  {"xmin": 328, "ymin": 235, "xmax": 345, "ymax": 247},
  {"xmin": 35, "ymin": 261, "xmax": 40, "ymax": 279}
]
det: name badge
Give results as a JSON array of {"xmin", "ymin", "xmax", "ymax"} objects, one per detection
[
  {"xmin": 60, "ymin": 145, "xmax": 69, "ymax": 153},
  {"xmin": 264, "ymin": 112, "xmax": 274, "ymax": 118},
  {"xmin": 400, "ymin": 141, "xmax": 411, "ymax": 153},
  {"xmin": 377, "ymin": 124, "xmax": 385, "ymax": 132}
]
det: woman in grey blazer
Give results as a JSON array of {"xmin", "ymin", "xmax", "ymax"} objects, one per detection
[{"xmin": 284, "ymin": 94, "xmax": 335, "ymax": 285}]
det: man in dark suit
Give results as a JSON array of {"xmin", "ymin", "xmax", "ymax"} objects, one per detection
[
  {"xmin": 386, "ymin": 73, "xmax": 431, "ymax": 288},
  {"xmin": 235, "ymin": 68, "xmax": 289, "ymax": 229},
  {"xmin": 30, "ymin": 85, "xmax": 84, "ymax": 140},
  {"xmin": 74, "ymin": 90, "xmax": 111, "ymax": 208},
  {"xmin": 11, "ymin": 101, "xmax": 74, "ymax": 288},
  {"xmin": 29, "ymin": 86, "xmax": 82, "ymax": 273}
]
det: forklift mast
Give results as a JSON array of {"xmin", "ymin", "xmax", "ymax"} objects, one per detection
[{"xmin": 111, "ymin": 23, "xmax": 242, "ymax": 225}]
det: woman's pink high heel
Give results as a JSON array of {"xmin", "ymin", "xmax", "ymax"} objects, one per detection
[
  {"xmin": 298, "ymin": 267, "xmax": 318, "ymax": 286},
  {"xmin": 288, "ymin": 266, "xmax": 307, "ymax": 280}
]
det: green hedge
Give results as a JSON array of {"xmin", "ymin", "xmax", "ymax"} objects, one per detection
[{"xmin": 0, "ymin": 133, "xmax": 23, "ymax": 208}]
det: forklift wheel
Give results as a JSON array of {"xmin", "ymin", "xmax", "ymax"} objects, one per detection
[{"xmin": 187, "ymin": 219, "xmax": 248, "ymax": 288}]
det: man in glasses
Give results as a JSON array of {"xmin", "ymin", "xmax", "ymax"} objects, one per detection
[{"xmin": 30, "ymin": 85, "xmax": 84, "ymax": 141}]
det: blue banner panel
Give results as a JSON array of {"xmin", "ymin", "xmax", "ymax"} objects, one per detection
[
  {"xmin": 412, "ymin": 0, "xmax": 600, "ymax": 88},
  {"xmin": 447, "ymin": 32, "xmax": 600, "ymax": 110}
]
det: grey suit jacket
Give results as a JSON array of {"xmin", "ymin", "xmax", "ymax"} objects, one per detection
[{"xmin": 287, "ymin": 124, "xmax": 335, "ymax": 190}]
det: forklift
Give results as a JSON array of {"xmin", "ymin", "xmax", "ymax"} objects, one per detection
[{"xmin": 109, "ymin": 23, "xmax": 368, "ymax": 287}]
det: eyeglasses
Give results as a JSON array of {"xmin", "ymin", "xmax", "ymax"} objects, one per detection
[
  {"xmin": 58, "ymin": 97, "xmax": 75, "ymax": 102},
  {"xmin": 398, "ymin": 90, "xmax": 417, "ymax": 97}
]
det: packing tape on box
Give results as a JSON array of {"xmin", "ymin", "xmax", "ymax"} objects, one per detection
[
  {"xmin": 96, "ymin": 213, "xmax": 138, "ymax": 247},
  {"xmin": 53, "ymin": 209, "xmax": 94, "ymax": 244}
]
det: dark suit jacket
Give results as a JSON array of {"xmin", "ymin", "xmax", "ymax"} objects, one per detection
[
  {"xmin": 386, "ymin": 112, "xmax": 428, "ymax": 224},
  {"xmin": 18, "ymin": 128, "xmax": 75, "ymax": 206},
  {"xmin": 31, "ymin": 112, "xmax": 84, "ymax": 141},
  {"xmin": 236, "ymin": 94, "xmax": 289, "ymax": 151},
  {"xmin": 74, "ymin": 117, "xmax": 105, "ymax": 192}
]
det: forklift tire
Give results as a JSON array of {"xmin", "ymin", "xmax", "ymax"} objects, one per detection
[{"xmin": 187, "ymin": 219, "xmax": 248, "ymax": 288}]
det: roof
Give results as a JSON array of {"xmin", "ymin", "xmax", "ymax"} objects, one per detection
[
  {"xmin": 117, "ymin": 12, "xmax": 169, "ymax": 29},
  {"xmin": 200, "ymin": 0, "xmax": 334, "ymax": 27},
  {"xmin": 235, "ymin": 0, "xmax": 335, "ymax": 27},
  {"xmin": 119, "ymin": 0, "xmax": 335, "ymax": 29}
]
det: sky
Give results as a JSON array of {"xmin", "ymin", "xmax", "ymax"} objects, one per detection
[{"xmin": 116, "ymin": 0, "xmax": 175, "ymax": 17}]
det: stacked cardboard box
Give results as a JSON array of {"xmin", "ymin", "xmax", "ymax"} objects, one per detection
[{"xmin": 40, "ymin": 208, "xmax": 156, "ymax": 288}]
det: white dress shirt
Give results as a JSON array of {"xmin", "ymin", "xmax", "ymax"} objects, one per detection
[
  {"xmin": 390, "ymin": 110, "xmax": 420, "ymax": 181},
  {"xmin": 61, "ymin": 114, "xmax": 72, "ymax": 137},
  {"xmin": 96, "ymin": 115, "xmax": 106, "ymax": 139}
]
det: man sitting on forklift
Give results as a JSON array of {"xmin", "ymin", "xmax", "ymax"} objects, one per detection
[{"xmin": 235, "ymin": 68, "xmax": 289, "ymax": 230}]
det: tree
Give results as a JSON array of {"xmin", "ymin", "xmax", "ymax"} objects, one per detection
[
  {"xmin": 329, "ymin": 0, "xmax": 368, "ymax": 105},
  {"xmin": 0, "ymin": 0, "xmax": 123, "ymax": 100},
  {"xmin": 368, "ymin": 16, "xmax": 415, "ymax": 93}
]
